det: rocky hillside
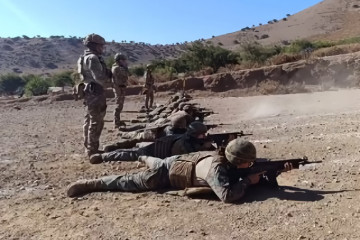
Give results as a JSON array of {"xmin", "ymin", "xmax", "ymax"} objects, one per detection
[
  {"xmin": 2, "ymin": 0, "xmax": 360, "ymax": 76},
  {"xmin": 0, "ymin": 36, "xmax": 186, "ymax": 75},
  {"xmin": 209, "ymin": 0, "xmax": 360, "ymax": 49}
]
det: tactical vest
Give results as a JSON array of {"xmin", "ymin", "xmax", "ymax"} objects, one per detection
[
  {"xmin": 168, "ymin": 151, "xmax": 216, "ymax": 189},
  {"xmin": 153, "ymin": 134, "xmax": 183, "ymax": 159},
  {"xmin": 78, "ymin": 51, "xmax": 108, "ymax": 86}
]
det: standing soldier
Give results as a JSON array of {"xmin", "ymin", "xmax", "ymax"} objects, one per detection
[
  {"xmin": 112, "ymin": 53, "xmax": 128, "ymax": 128},
  {"xmin": 144, "ymin": 64, "xmax": 155, "ymax": 110},
  {"xmin": 77, "ymin": 33, "xmax": 111, "ymax": 157}
]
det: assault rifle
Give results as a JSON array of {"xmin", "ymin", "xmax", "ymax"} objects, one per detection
[
  {"xmin": 205, "ymin": 123, "xmax": 231, "ymax": 130},
  {"xmin": 195, "ymin": 111, "xmax": 216, "ymax": 121},
  {"xmin": 233, "ymin": 157, "xmax": 322, "ymax": 187},
  {"xmin": 122, "ymin": 110, "xmax": 142, "ymax": 114},
  {"xmin": 207, "ymin": 131, "xmax": 253, "ymax": 147}
]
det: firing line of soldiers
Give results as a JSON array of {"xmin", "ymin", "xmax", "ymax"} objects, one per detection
[{"xmin": 68, "ymin": 33, "xmax": 320, "ymax": 203}]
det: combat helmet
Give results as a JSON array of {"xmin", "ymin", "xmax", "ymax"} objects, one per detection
[
  {"xmin": 83, "ymin": 33, "xmax": 106, "ymax": 46},
  {"xmin": 186, "ymin": 121, "xmax": 207, "ymax": 138},
  {"xmin": 170, "ymin": 115, "xmax": 187, "ymax": 129},
  {"xmin": 178, "ymin": 102, "xmax": 188, "ymax": 110},
  {"xmin": 114, "ymin": 53, "xmax": 127, "ymax": 61},
  {"xmin": 225, "ymin": 139, "xmax": 256, "ymax": 165}
]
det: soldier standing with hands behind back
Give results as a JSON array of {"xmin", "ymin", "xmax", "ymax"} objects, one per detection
[
  {"xmin": 112, "ymin": 53, "xmax": 128, "ymax": 128},
  {"xmin": 144, "ymin": 64, "xmax": 155, "ymax": 110},
  {"xmin": 77, "ymin": 33, "xmax": 111, "ymax": 157}
]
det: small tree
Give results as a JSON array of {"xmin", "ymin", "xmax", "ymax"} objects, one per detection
[
  {"xmin": 0, "ymin": 74, "xmax": 25, "ymax": 95},
  {"xmin": 25, "ymin": 76, "xmax": 51, "ymax": 96},
  {"xmin": 129, "ymin": 65, "xmax": 145, "ymax": 77},
  {"xmin": 52, "ymin": 71, "xmax": 74, "ymax": 91}
]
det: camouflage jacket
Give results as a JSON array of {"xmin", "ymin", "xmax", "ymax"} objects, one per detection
[
  {"xmin": 169, "ymin": 151, "xmax": 252, "ymax": 203},
  {"xmin": 170, "ymin": 134, "xmax": 215, "ymax": 156},
  {"xmin": 144, "ymin": 71, "xmax": 154, "ymax": 86},
  {"xmin": 111, "ymin": 63, "xmax": 128, "ymax": 87},
  {"xmin": 205, "ymin": 156, "xmax": 251, "ymax": 203},
  {"xmin": 78, "ymin": 50, "xmax": 110, "ymax": 87}
]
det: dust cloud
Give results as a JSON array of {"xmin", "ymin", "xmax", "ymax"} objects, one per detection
[{"xmin": 235, "ymin": 89, "xmax": 360, "ymax": 121}]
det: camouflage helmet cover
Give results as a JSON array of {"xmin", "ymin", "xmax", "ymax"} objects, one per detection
[
  {"xmin": 186, "ymin": 121, "xmax": 207, "ymax": 137},
  {"xmin": 182, "ymin": 105, "xmax": 192, "ymax": 111},
  {"xmin": 178, "ymin": 102, "xmax": 192, "ymax": 111},
  {"xmin": 225, "ymin": 139, "xmax": 256, "ymax": 165},
  {"xmin": 83, "ymin": 33, "xmax": 106, "ymax": 45},
  {"xmin": 114, "ymin": 53, "xmax": 127, "ymax": 61},
  {"xmin": 170, "ymin": 115, "xmax": 187, "ymax": 129}
]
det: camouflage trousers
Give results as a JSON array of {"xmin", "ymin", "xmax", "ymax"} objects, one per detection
[
  {"xmin": 99, "ymin": 156, "xmax": 178, "ymax": 192},
  {"xmin": 83, "ymin": 92, "xmax": 107, "ymax": 155},
  {"xmin": 145, "ymin": 87, "xmax": 154, "ymax": 109},
  {"xmin": 113, "ymin": 86, "xmax": 126, "ymax": 127},
  {"xmin": 102, "ymin": 143, "xmax": 154, "ymax": 162},
  {"xmin": 121, "ymin": 130, "xmax": 157, "ymax": 141}
]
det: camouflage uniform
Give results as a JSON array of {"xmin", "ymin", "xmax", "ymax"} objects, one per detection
[
  {"xmin": 79, "ymin": 47, "xmax": 110, "ymax": 155},
  {"xmin": 69, "ymin": 152, "xmax": 251, "ymax": 203},
  {"xmin": 144, "ymin": 69, "xmax": 155, "ymax": 109},
  {"xmin": 111, "ymin": 61, "xmax": 128, "ymax": 128},
  {"xmin": 100, "ymin": 130, "xmax": 214, "ymax": 162}
]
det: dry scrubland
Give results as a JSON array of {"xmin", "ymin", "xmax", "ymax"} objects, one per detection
[
  {"xmin": 2, "ymin": 0, "xmax": 360, "ymax": 239},
  {"xmin": 1, "ymin": 88, "xmax": 360, "ymax": 239}
]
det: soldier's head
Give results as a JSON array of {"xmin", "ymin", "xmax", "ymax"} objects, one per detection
[
  {"xmin": 146, "ymin": 64, "xmax": 152, "ymax": 71},
  {"xmin": 114, "ymin": 53, "xmax": 127, "ymax": 66},
  {"xmin": 186, "ymin": 121, "xmax": 207, "ymax": 139},
  {"xmin": 170, "ymin": 115, "xmax": 187, "ymax": 130},
  {"xmin": 181, "ymin": 104, "xmax": 194, "ymax": 115},
  {"xmin": 83, "ymin": 33, "xmax": 106, "ymax": 55},
  {"xmin": 225, "ymin": 139, "xmax": 256, "ymax": 168},
  {"xmin": 114, "ymin": 53, "xmax": 127, "ymax": 61}
]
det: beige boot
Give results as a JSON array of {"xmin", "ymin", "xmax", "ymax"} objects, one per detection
[{"xmin": 67, "ymin": 179, "xmax": 106, "ymax": 197}]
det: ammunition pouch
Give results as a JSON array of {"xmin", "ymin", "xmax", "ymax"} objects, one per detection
[
  {"xmin": 73, "ymin": 82, "xmax": 86, "ymax": 101},
  {"xmin": 84, "ymin": 82, "xmax": 104, "ymax": 96},
  {"xmin": 169, "ymin": 160, "xmax": 194, "ymax": 189},
  {"xmin": 168, "ymin": 152, "xmax": 213, "ymax": 189}
]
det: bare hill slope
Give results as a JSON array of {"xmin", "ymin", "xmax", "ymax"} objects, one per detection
[
  {"xmin": 210, "ymin": 0, "xmax": 360, "ymax": 49},
  {"xmin": 0, "ymin": 36, "xmax": 186, "ymax": 75},
  {"xmin": 1, "ymin": 0, "xmax": 360, "ymax": 75}
]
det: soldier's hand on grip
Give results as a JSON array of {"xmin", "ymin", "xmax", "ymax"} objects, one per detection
[{"xmin": 246, "ymin": 171, "xmax": 266, "ymax": 185}]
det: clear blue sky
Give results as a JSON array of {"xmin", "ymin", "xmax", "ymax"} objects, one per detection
[{"xmin": 0, "ymin": 0, "xmax": 322, "ymax": 44}]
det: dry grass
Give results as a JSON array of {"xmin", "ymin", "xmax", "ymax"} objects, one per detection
[
  {"xmin": 312, "ymin": 43, "xmax": 360, "ymax": 58},
  {"xmin": 267, "ymin": 53, "xmax": 302, "ymax": 65}
]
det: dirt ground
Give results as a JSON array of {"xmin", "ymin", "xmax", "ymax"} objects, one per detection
[{"xmin": 1, "ymin": 89, "xmax": 360, "ymax": 240}]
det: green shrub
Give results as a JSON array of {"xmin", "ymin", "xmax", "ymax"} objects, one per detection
[
  {"xmin": 182, "ymin": 41, "xmax": 239, "ymax": 71},
  {"xmin": 337, "ymin": 36, "xmax": 360, "ymax": 45},
  {"xmin": 149, "ymin": 41, "xmax": 239, "ymax": 74},
  {"xmin": 25, "ymin": 76, "xmax": 51, "ymax": 96},
  {"xmin": 283, "ymin": 40, "xmax": 314, "ymax": 54},
  {"xmin": 51, "ymin": 71, "xmax": 74, "ymax": 88},
  {"xmin": 313, "ymin": 40, "xmax": 334, "ymax": 49},
  {"xmin": 129, "ymin": 65, "xmax": 146, "ymax": 77},
  {"xmin": 239, "ymin": 42, "xmax": 280, "ymax": 64},
  {"xmin": 0, "ymin": 74, "xmax": 25, "ymax": 95},
  {"xmin": 105, "ymin": 55, "xmax": 115, "ymax": 68}
]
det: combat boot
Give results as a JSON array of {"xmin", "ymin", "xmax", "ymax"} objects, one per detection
[
  {"xmin": 86, "ymin": 149, "xmax": 104, "ymax": 157},
  {"xmin": 89, "ymin": 153, "xmax": 104, "ymax": 164},
  {"xmin": 67, "ymin": 179, "xmax": 106, "ymax": 197},
  {"xmin": 103, "ymin": 143, "xmax": 119, "ymax": 152}
]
